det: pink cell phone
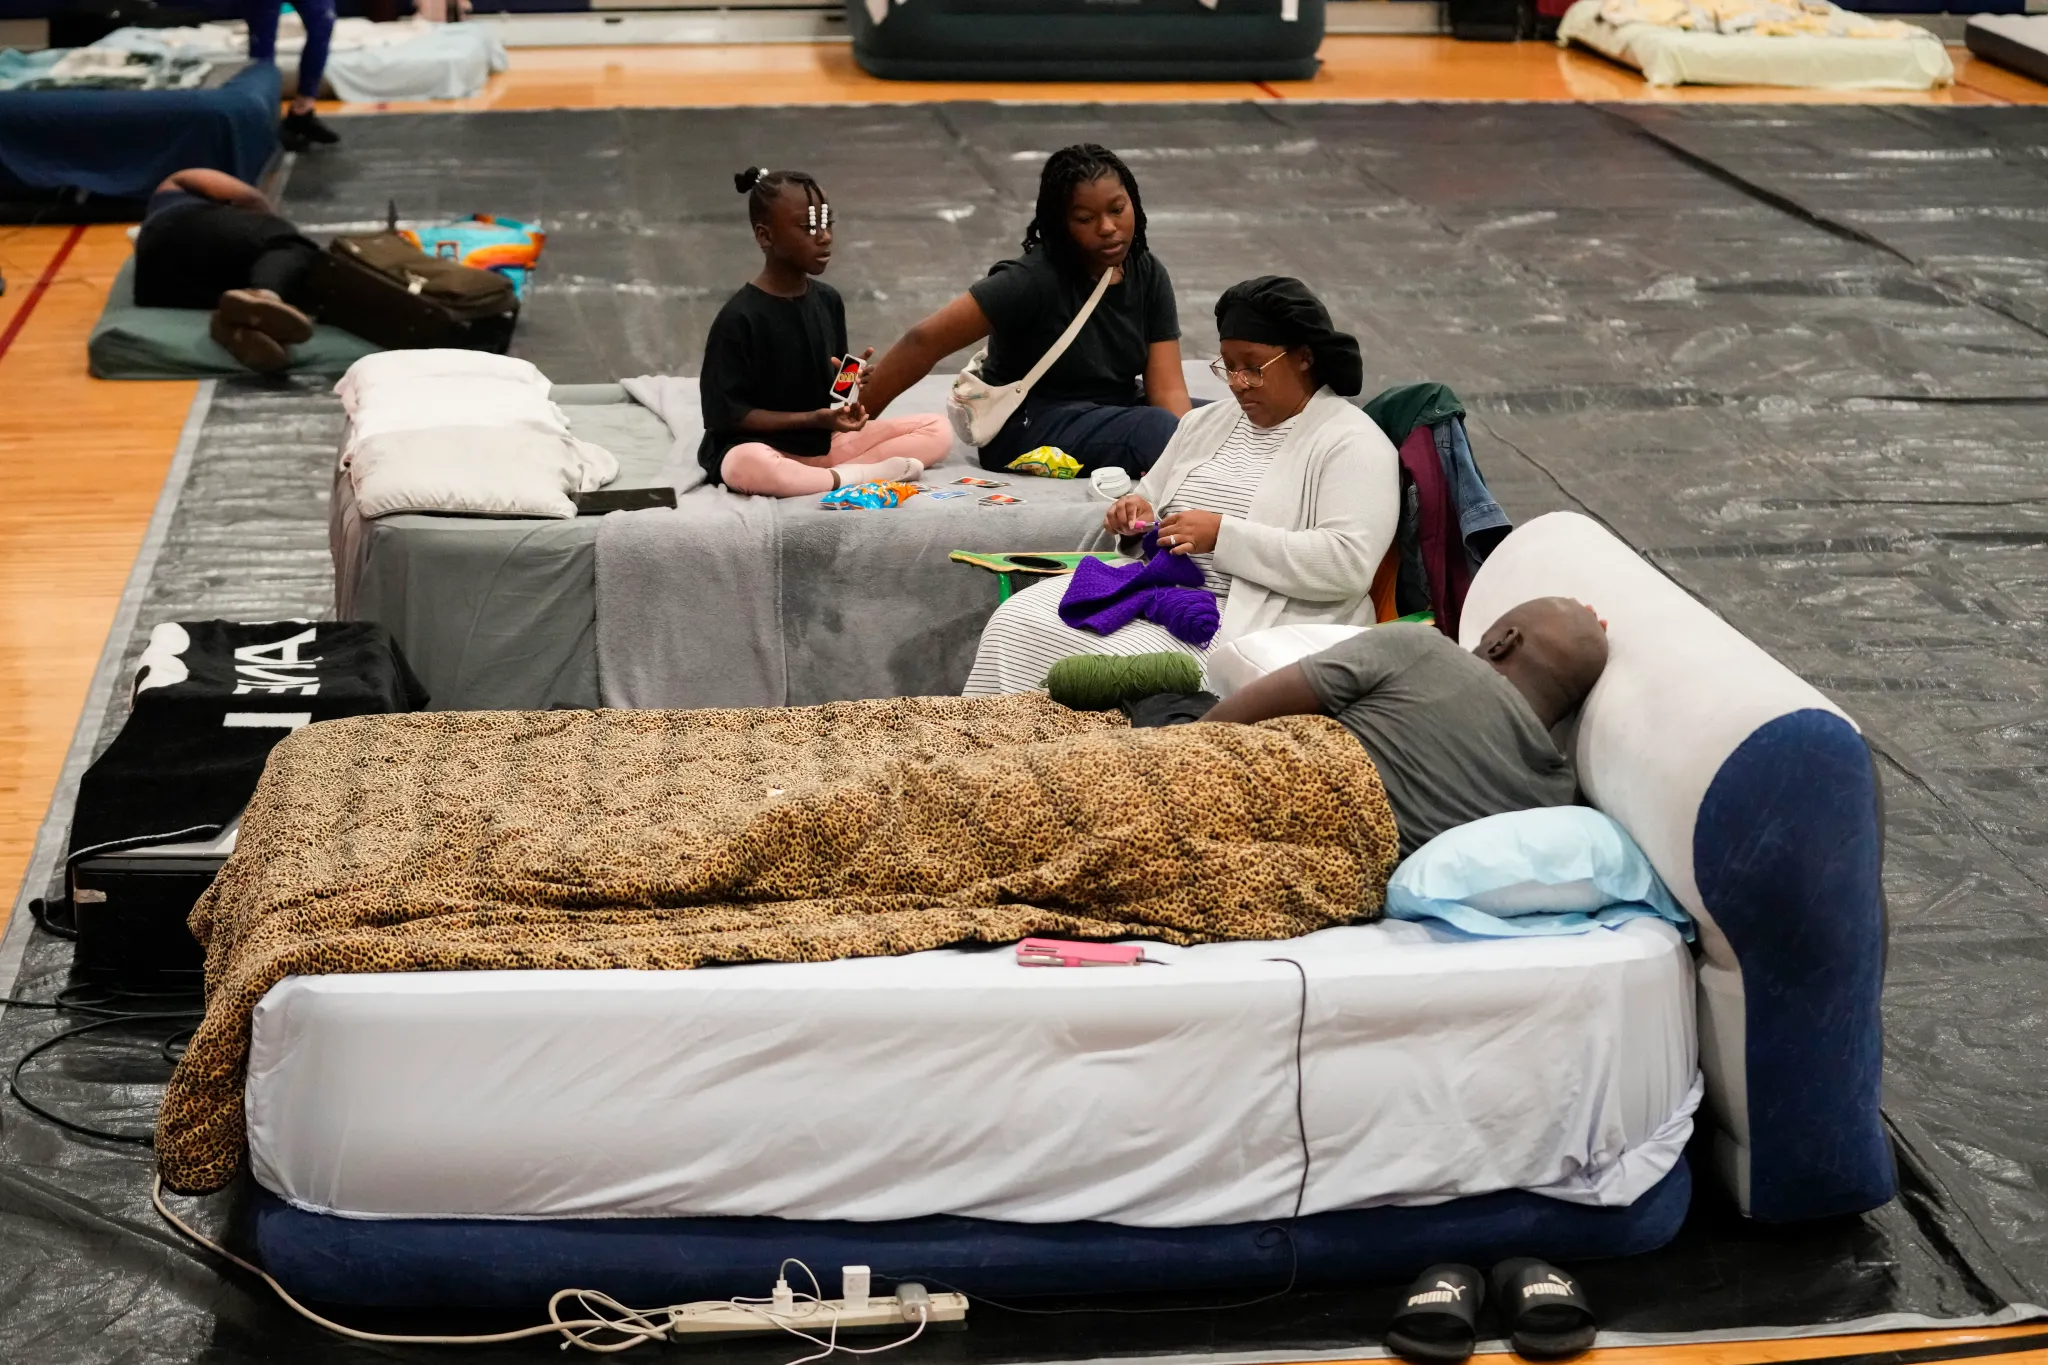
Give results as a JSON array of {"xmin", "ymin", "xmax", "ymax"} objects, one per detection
[{"xmin": 1017, "ymin": 937, "xmax": 1146, "ymax": 968}]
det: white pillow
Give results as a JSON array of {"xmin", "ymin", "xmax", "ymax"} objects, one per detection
[
  {"xmin": 342, "ymin": 380, "xmax": 570, "ymax": 459},
  {"xmin": 1205, "ymin": 623, "xmax": 1370, "ymax": 697},
  {"xmin": 350, "ymin": 426, "xmax": 618, "ymax": 520},
  {"xmin": 334, "ymin": 351, "xmax": 550, "ymax": 416}
]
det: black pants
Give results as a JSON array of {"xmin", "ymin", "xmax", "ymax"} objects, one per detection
[
  {"xmin": 979, "ymin": 396, "xmax": 1184, "ymax": 478},
  {"xmin": 1123, "ymin": 691, "xmax": 1220, "ymax": 727},
  {"xmin": 134, "ymin": 202, "xmax": 322, "ymax": 311}
]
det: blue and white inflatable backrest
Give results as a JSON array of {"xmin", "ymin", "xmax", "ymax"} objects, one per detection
[{"xmin": 1459, "ymin": 512, "xmax": 1893, "ymax": 1223}]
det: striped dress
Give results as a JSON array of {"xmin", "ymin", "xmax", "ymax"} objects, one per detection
[{"xmin": 962, "ymin": 415, "xmax": 1296, "ymax": 696}]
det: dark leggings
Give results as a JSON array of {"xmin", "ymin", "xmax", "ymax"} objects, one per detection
[
  {"xmin": 207, "ymin": 0, "xmax": 336, "ymax": 99},
  {"xmin": 248, "ymin": 239, "xmax": 323, "ymax": 306}
]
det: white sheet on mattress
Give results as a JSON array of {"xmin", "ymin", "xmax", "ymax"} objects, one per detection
[
  {"xmin": 1558, "ymin": 0, "xmax": 1952, "ymax": 88},
  {"xmin": 249, "ymin": 919, "xmax": 1699, "ymax": 1226}
]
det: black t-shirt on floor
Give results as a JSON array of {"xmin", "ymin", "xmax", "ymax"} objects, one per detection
[
  {"xmin": 968, "ymin": 248, "xmax": 1179, "ymax": 407},
  {"xmin": 697, "ymin": 280, "xmax": 849, "ymax": 482}
]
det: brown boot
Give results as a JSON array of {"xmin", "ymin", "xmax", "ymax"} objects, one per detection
[
  {"xmin": 215, "ymin": 288, "xmax": 314, "ymax": 345},
  {"xmin": 209, "ymin": 310, "xmax": 291, "ymax": 373}
]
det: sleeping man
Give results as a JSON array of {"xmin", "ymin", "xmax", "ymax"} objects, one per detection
[{"xmin": 1198, "ymin": 597, "xmax": 1609, "ymax": 856}]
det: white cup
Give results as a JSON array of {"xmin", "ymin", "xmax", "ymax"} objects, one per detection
[{"xmin": 1090, "ymin": 467, "xmax": 1132, "ymax": 501}]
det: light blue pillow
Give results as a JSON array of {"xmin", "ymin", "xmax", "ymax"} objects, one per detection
[{"xmin": 1385, "ymin": 806, "xmax": 1693, "ymax": 940}]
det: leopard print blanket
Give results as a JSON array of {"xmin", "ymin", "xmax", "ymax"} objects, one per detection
[{"xmin": 156, "ymin": 693, "xmax": 1398, "ymax": 1193}]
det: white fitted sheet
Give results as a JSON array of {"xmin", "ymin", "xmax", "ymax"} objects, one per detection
[
  {"xmin": 247, "ymin": 918, "xmax": 1700, "ymax": 1226},
  {"xmin": 1558, "ymin": 0, "xmax": 1953, "ymax": 89}
]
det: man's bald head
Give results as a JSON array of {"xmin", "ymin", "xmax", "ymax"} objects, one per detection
[{"xmin": 1474, "ymin": 597, "xmax": 1609, "ymax": 728}]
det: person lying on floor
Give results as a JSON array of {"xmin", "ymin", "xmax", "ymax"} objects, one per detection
[
  {"xmin": 857, "ymin": 143, "xmax": 1192, "ymax": 477},
  {"xmin": 1190, "ymin": 598, "xmax": 1609, "ymax": 857},
  {"xmin": 964, "ymin": 276, "xmax": 1398, "ymax": 695},
  {"xmin": 133, "ymin": 169, "xmax": 324, "ymax": 374},
  {"xmin": 696, "ymin": 167, "xmax": 952, "ymax": 497}
]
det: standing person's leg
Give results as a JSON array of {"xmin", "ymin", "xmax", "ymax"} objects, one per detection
[
  {"xmin": 826, "ymin": 414, "xmax": 952, "ymax": 470},
  {"xmin": 276, "ymin": 0, "xmax": 342, "ymax": 148},
  {"xmin": 242, "ymin": 0, "xmax": 280, "ymax": 66}
]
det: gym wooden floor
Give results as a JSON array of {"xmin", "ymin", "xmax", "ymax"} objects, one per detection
[{"xmin": 0, "ymin": 37, "xmax": 2043, "ymax": 1364}]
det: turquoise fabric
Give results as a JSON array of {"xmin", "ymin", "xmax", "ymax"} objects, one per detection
[
  {"xmin": 0, "ymin": 49, "xmax": 63, "ymax": 92},
  {"xmin": 1386, "ymin": 805, "xmax": 1694, "ymax": 939},
  {"xmin": 89, "ymin": 257, "xmax": 380, "ymax": 381}
]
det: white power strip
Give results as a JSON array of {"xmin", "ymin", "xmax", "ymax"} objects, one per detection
[
  {"xmin": 154, "ymin": 1181, "xmax": 965, "ymax": 1357},
  {"xmin": 666, "ymin": 1294, "xmax": 969, "ymax": 1339}
]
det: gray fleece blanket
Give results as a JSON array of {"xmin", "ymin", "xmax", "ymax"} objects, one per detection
[{"xmin": 596, "ymin": 374, "xmax": 1106, "ymax": 707}]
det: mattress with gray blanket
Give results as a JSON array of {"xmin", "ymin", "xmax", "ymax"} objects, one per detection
[
  {"xmin": 331, "ymin": 374, "xmax": 1218, "ymax": 711},
  {"xmin": 331, "ymin": 385, "xmax": 675, "ymax": 710}
]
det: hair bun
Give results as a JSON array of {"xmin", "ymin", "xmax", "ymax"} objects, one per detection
[{"xmin": 733, "ymin": 167, "xmax": 766, "ymax": 194}]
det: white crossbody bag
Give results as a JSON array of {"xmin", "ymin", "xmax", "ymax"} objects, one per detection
[{"xmin": 946, "ymin": 265, "xmax": 1117, "ymax": 448}]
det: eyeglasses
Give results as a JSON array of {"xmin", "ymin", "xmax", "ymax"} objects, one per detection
[{"xmin": 1207, "ymin": 353, "xmax": 1288, "ymax": 389}]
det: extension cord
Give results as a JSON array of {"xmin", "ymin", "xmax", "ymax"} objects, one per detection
[
  {"xmin": 666, "ymin": 1294, "xmax": 968, "ymax": 1339},
  {"xmin": 154, "ymin": 1177, "xmax": 961, "ymax": 1354}
]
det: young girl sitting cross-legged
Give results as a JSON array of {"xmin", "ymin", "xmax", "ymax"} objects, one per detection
[{"xmin": 697, "ymin": 167, "xmax": 952, "ymax": 496}]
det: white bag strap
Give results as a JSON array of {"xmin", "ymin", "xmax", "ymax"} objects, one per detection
[{"xmin": 1014, "ymin": 264, "xmax": 1118, "ymax": 395}]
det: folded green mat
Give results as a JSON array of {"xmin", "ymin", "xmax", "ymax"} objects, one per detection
[{"xmin": 89, "ymin": 257, "xmax": 381, "ymax": 380}]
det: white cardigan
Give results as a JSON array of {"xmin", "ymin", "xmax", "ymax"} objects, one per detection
[{"xmin": 1107, "ymin": 388, "xmax": 1399, "ymax": 647}]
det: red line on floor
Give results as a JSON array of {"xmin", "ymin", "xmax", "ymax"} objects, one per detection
[
  {"xmin": 0, "ymin": 222, "xmax": 86, "ymax": 367},
  {"xmin": 1255, "ymin": 80, "xmax": 1286, "ymax": 99}
]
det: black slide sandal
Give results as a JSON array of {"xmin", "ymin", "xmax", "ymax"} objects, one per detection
[
  {"xmin": 1489, "ymin": 1257, "xmax": 1598, "ymax": 1359},
  {"xmin": 1385, "ymin": 1263, "xmax": 1484, "ymax": 1365}
]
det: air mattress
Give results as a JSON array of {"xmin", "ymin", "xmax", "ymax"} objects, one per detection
[
  {"xmin": 1966, "ymin": 14, "xmax": 2048, "ymax": 84},
  {"xmin": 246, "ymin": 919, "xmax": 1700, "ymax": 1225},
  {"xmin": 846, "ymin": 0, "xmax": 1325, "ymax": 81}
]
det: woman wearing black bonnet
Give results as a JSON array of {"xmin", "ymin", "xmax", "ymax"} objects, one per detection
[{"xmin": 964, "ymin": 275, "xmax": 1400, "ymax": 695}]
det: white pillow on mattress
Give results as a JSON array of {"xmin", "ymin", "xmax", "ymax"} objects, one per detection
[
  {"xmin": 334, "ymin": 351, "xmax": 549, "ymax": 415},
  {"xmin": 350, "ymin": 426, "xmax": 619, "ymax": 520},
  {"xmin": 1206, "ymin": 623, "xmax": 1370, "ymax": 696},
  {"xmin": 342, "ymin": 380, "xmax": 571, "ymax": 458}
]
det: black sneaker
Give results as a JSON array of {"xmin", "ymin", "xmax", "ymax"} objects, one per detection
[{"xmin": 280, "ymin": 110, "xmax": 341, "ymax": 151}]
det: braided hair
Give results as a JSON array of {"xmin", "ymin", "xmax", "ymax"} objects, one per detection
[
  {"xmin": 734, "ymin": 166, "xmax": 829, "ymax": 231},
  {"xmin": 1022, "ymin": 144, "xmax": 1147, "ymax": 278}
]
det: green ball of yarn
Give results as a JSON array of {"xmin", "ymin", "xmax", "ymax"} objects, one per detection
[{"xmin": 1045, "ymin": 652, "xmax": 1204, "ymax": 711}]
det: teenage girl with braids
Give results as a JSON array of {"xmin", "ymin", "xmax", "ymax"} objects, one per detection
[
  {"xmin": 859, "ymin": 144, "xmax": 1191, "ymax": 477},
  {"xmin": 698, "ymin": 168, "xmax": 952, "ymax": 496}
]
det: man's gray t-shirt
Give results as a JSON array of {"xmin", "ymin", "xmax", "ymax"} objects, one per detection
[{"xmin": 1297, "ymin": 623, "xmax": 1576, "ymax": 856}]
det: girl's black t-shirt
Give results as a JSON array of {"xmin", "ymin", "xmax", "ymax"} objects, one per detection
[
  {"xmin": 697, "ymin": 280, "xmax": 848, "ymax": 482},
  {"xmin": 967, "ymin": 248, "xmax": 1179, "ymax": 406}
]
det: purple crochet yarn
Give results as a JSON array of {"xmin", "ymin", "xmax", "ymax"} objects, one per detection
[{"xmin": 1057, "ymin": 528, "xmax": 1221, "ymax": 647}]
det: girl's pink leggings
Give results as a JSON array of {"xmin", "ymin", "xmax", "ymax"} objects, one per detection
[{"xmin": 719, "ymin": 414, "xmax": 952, "ymax": 496}]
